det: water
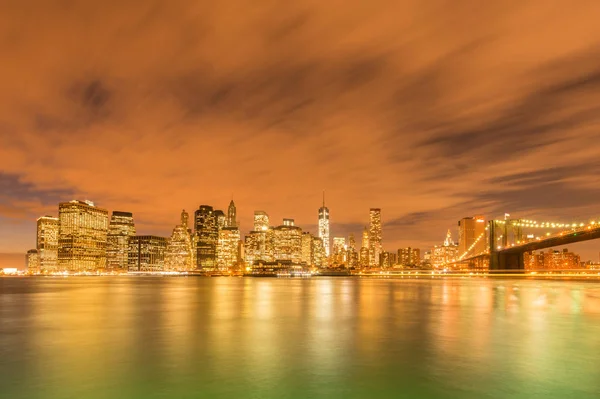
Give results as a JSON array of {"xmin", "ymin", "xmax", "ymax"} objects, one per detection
[{"xmin": 1, "ymin": 277, "xmax": 599, "ymax": 399}]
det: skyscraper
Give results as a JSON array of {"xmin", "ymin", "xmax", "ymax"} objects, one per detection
[
  {"xmin": 165, "ymin": 210, "xmax": 194, "ymax": 271},
  {"xmin": 214, "ymin": 209, "xmax": 226, "ymax": 229},
  {"xmin": 332, "ymin": 237, "xmax": 347, "ymax": 264},
  {"xmin": 347, "ymin": 233, "xmax": 358, "ymax": 268},
  {"xmin": 360, "ymin": 226, "xmax": 369, "ymax": 268},
  {"xmin": 217, "ymin": 227, "xmax": 241, "ymax": 270},
  {"xmin": 26, "ymin": 249, "xmax": 39, "ymax": 272},
  {"xmin": 128, "ymin": 235, "xmax": 167, "ymax": 272},
  {"xmin": 244, "ymin": 230, "xmax": 267, "ymax": 266},
  {"xmin": 368, "ymin": 208, "xmax": 382, "ymax": 268},
  {"xmin": 431, "ymin": 230, "xmax": 459, "ymax": 269},
  {"xmin": 458, "ymin": 215, "xmax": 486, "ymax": 256},
  {"xmin": 106, "ymin": 211, "xmax": 136, "ymax": 270},
  {"xmin": 312, "ymin": 236, "xmax": 326, "ymax": 267},
  {"xmin": 301, "ymin": 232, "xmax": 313, "ymax": 266},
  {"xmin": 227, "ymin": 200, "xmax": 237, "ymax": 228},
  {"xmin": 398, "ymin": 247, "xmax": 421, "ymax": 266},
  {"xmin": 253, "ymin": 211, "xmax": 269, "ymax": 231},
  {"xmin": 58, "ymin": 200, "xmax": 109, "ymax": 272},
  {"xmin": 36, "ymin": 215, "xmax": 59, "ymax": 271},
  {"xmin": 195, "ymin": 205, "xmax": 218, "ymax": 270},
  {"xmin": 318, "ymin": 192, "xmax": 330, "ymax": 257},
  {"xmin": 272, "ymin": 223, "xmax": 303, "ymax": 263}
]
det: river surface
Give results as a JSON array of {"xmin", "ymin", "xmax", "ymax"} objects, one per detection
[{"xmin": 1, "ymin": 277, "xmax": 599, "ymax": 398}]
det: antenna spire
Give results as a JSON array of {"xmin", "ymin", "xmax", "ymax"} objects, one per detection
[{"xmin": 322, "ymin": 190, "xmax": 325, "ymax": 208}]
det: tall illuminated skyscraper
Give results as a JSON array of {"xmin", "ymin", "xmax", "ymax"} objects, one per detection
[
  {"xmin": 58, "ymin": 200, "xmax": 109, "ymax": 272},
  {"xmin": 272, "ymin": 223, "xmax": 303, "ymax": 263},
  {"xmin": 217, "ymin": 227, "xmax": 240, "ymax": 270},
  {"xmin": 312, "ymin": 236, "xmax": 325, "ymax": 267},
  {"xmin": 347, "ymin": 233, "xmax": 358, "ymax": 268},
  {"xmin": 36, "ymin": 215, "xmax": 59, "ymax": 271},
  {"xmin": 301, "ymin": 232, "xmax": 313, "ymax": 265},
  {"xmin": 254, "ymin": 211, "xmax": 269, "ymax": 231},
  {"xmin": 106, "ymin": 211, "xmax": 136, "ymax": 270},
  {"xmin": 360, "ymin": 226, "xmax": 369, "ymax": 268},
  {"xmin": 214, "ymin": 209, "xmax": 226, "ymax": 228},
  {"xmin": 227, "ymin": 200, "xmax": 237, "ymax": 228},
  {"xmin": 165, "ymin": 210, "xmax": 194, "ymax": 271},
  {"xmin": 128, "ymin": 235, "xmax": 167, "ymax": 271},
  {"xmin": 26, "ymin": 249, "xmax": 39, "ymax": 272},
  {"xmin": 195, "ymin": 205, "xmax": 218, "ymax": 270},
  {"xmin": 332, "ymin": 237, "xmax": 347, "ymax": 264},
  {"xmin": 318, "ymin": 192, "xmax": 330, "ymax": 257},
  {"xmin": 368, "ymin": 208, "xmax": 382, "ymax": 267}
]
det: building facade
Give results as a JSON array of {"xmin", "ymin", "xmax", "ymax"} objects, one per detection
[
  {"xmin": 217, "ymin": 227, "xmax": 240, "ymax": 270},
  {"xmin": 318, "ymin": 195, "xmax": 330, "ymax": 257},
  {"xmin": 360, "ymin": 226, "xmax": 370, "ymax": 268},
  {"xmin": 165, "ymin": 210, "xmax": 194, "ymax": 271},
  {"xmin": 253, "ymin": 211, "xmax": 269, "ymax": 231},
  {"xmin": 36, "ymin": 215, "xmax": 59, "ymax": 271},
  {"xmin": 227, "ymin": 200, "xmax": 237, "ymax": 228},
  {"xmin": 106, "ymin": 211, "xmax": 136, "ymax": 270},
  {"xmin": 397, "ymin": 247, "xmax": 421, "ymax": 267},
  {"xmin": 458, "ymin": 216, "xmax": 486, "ymax": 257},
  {"xmin": 128, "ymin": 235, "xmax": 167, "ymax": 272},
  {"xmin": 195, "ymin": 205, "xmax": 218, "ymax": 270},
  {"xmin": 431, "ymin": 230, "xmax": 459, "ymax": 269},
  {"xmin": 273, "ymin": 224, "xmax": 303, "ymax": 263},
  {"xmin": 332, "ymin": 237, "xmax": 347, "ymax": 265},
  {"xmin": 58, "ymin": 200, "xmax": 109, "ymax": 272},
  {"xmin": 26, "ymin": 249, "xmax": 39, "ymax": 272},
  {"xmin": 368, "ymin": 208, "xmax": 382, "ymax": 267}
]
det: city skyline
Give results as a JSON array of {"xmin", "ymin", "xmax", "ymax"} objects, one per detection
[{"xmin": 3, "ymin": 1, "xmax": 600, "ymax": 266}]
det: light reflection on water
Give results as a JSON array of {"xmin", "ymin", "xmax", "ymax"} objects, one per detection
[{"xmin": 1, "ymin": 277, "xmax": 599, "ymax": 399}]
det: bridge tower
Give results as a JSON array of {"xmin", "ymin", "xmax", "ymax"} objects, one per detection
[{"xmin": 489, "ymin": 220, "xmax": 524, "ymax": 272}]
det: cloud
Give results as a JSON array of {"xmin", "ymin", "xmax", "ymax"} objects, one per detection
[{"xmin": 1, "ymin": 0, "xmax": 600, "ymax": 259}]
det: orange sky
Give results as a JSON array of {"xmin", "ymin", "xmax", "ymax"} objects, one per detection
[{"xmin": 2, "ymin": 1, "xmax": 600, "ymax": 266}]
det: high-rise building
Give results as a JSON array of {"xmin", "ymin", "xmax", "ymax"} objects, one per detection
[
  {"xmin": 106, "ymin": 211, "xmax": 136, "ymax": 270},
  {"xmin": 227, "ymin": 200, "xmax": 237, "ymax": 228},
  {"xmin": 301, "ymin": 232, "xmax": 313, "ymax": 266},
  {"xmin": 397, "ymin": 247, "xmax": 421, "ymax": 266},
  {"xmin": 359, "ymin": 226, "xmax": 369, "ymax": 268},
  {"xmin": 318, "ymin": 193, "xmax": 330, "ymax": 257},
  {"xmin": 312, "ymin": 236, "xmax": 326, "ymax": 267},
  {"xmin": 217, "ymin": 227, "xmax": 240, "ymax": 270},
  {"xmin": 431, "ymin": 230, "xmax": 459, "ymax": 269},
  {"xmin": 58, "ymin": 200, "xmax": 109, "ymax": 272},
  {"xmin": 346, "ymin": 234, "xmax": 358, "ymax": 268},
  {"xmin": 214, "ymin": 209, "xmax": 226, "ymax": 229},
  {"xmin": 195, "ymin": 205, "xmax": 218, "ymax": 270},
  {"xmin": 128, "ymin": 235, "xmax": 167, "ymax": 272},
  {"xmin": 458, "ymin": 216, "xmax": 486, "ymax": 257},
  {"xmin": 244, "ymin": 230, "xmax": 268, "ymax": 266},
  {"xmin": 272, "ymin": 224, "xmax": 303, "ymax": 263},
  {"xmin": 332, "ymin": 237, "xmax": 347, "ymax": 264},
  {"xmin": 26, "ymin": 249, "xmax": 39, "ymax": 272},
  {"xmin": 253, "ymin": 211, "xmax": 269, "ymax": 231},
  {"xmin": 36, "ymin": 215, "xmax": 59, "ymax": 271},
  {"xmin": 368, "ymin": 208, "xmax": 382, "ymax": 267},
  {"xmin": 379, "ymin": 251, "xmax": 396, "ymax": 268},
  {"xmin": 165, "ymin": 210, "xmax": 194, "ymax": 271}
]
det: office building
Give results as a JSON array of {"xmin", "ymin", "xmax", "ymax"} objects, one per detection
[
  {"xmin": 58, "ymin": 200, "xmax": 109, "ymax": 272},
  {"xmin": 36, "ymin": 215, "xmax": 59, "ymax": 271},
  {"xmin": 332, "ymin": 237, "xmax": 347, "ymax": 264},
  {"xmin": 301, "ymin": 232, "xmax": 313, "ymax": 266},
  {"xmin": 26, "ymin": 249, "xmax": 39, "ymax": 272},
  {"xmin": 217, "ymin": 227, "xmax": 241, "ymax": 270},
  {"xmin": 106, "ymin": 211, "xmax": 136, "ymax": 270},
  {"xmin": 165, "ymin": 209, "xmax": 194, "ymax": 271},
  {"xmin": 273, "ymin": 223, "xmax": 303, "ymax": 263},
  {"xmin": 128, "ymin": 235, "xmax": 167, "ymax": 272},
  {"xmin": 214, "ymin": 209, "xmax": 226, "ymax": 228},
  {"xmin": 359, "ymin": 226, "xmax": 369, "ymax": 268},
  {"xmin": 431, "ymin": 230, "xmax": 459, "ymax": 269},
  {"xmin": 380, "ymin": 251, "xmax": 396, "ymax": 268},
  {"xmin": 195, "ymin": 205, "xmax": 218, "ymax": 270},
  {"xmin": 244, "ymin": 230, "xmax": 268, "ymax": 266},
  {"xmin": 318, "ymin": 193, "xmax": 330, "ymax": 257},
  {"xmin": 254, "ymin": 211, "xmax": 269, "ymax": 231},
  {"xmin": 398, "ymin": 247, "xmax": 421, "ymax": 267},
  {"xmin": 458, "ymin": 216, "xmax": 486, "ymax": 257},
  {"xmin": 227, "ymin": 200, "xmax": 237, "ymax": 228},
  {"xmin": 368, "ymin": 209, "xmax": 382, "ymax": 267},
  {"xmin": 312, "ymin": 236, "xmax": 326, "ymax": 267}
]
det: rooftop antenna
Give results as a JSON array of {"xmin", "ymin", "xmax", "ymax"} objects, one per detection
[{"xmin": 322, "ymin": 190, "xmax": 325, "ymax": 208}]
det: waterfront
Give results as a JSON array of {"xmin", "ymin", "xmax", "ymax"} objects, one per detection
[{"xmin": 1, "ymin": 277, "xmax": 600, "ymax": 398}]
